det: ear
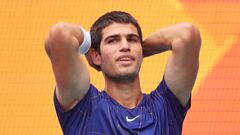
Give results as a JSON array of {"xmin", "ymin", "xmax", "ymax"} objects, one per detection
[
  {"xmin": 85, "ymin": 48, "xmax": 101, "ymax": 71},
  {"xmin": 89, "ymin": 48, "xmax": 101, "ymax": 66}
]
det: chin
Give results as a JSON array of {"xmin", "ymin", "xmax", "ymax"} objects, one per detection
[
  {"xmin": 103, "ymin": 68, "xmax": 139, "ymax": 82},
  {"xmin": 117, "ymin": 68, "xmax": 140, "ymax": 81},
  {"xmin": 117, "ymin": 72, "xmax": 138, "ymax": 81},
  {"xmin": 102, "ymin": 63, "xmax": 141, "ymax": 81}
]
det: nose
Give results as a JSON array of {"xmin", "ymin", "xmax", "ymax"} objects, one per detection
[{"xmin": 119, "ymin": 38, "xmax": 130, "ymax": 52}]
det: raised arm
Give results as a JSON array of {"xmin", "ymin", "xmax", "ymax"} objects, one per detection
[
  {"xmin": 143, "ymin": 23, "xmax": 201, "ymax": 106},
  {"xmin": 45, "ymin": 22, "xmax": 90, "ymax": 111}
]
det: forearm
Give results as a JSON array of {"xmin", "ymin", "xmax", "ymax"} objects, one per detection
[
  {"xmin": 144, "ymin": 23, "xmax": 201, "ymax": 106},
  {"xmin": 45, "ymin": 22, "xmax": 90, "ymax": 111},
  {"xmin": 143, "ymin": 23, "xmax": 200, "ymax": 57}
]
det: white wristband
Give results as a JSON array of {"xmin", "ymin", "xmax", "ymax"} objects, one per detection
[{"xmin": 79, "ymin": 26, "xmax": 91, "ymax": 54}]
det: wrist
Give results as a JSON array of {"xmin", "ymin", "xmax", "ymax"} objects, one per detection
[{"xmin": 79, "ymin": 26, "xmax": 91, "ymax": 54}]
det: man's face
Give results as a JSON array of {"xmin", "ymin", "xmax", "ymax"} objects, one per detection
[{"xmin": 97, "ymin": 22, "xmax": 143, "ymax": 81}]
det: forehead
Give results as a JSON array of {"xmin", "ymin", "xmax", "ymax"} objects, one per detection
[{"xmin": 101, "ymin": 23, "xmax": 139, "ymax": 39}]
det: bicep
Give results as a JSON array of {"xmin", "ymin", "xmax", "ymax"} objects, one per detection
[
  {"xmin": 45, "ymin": 24, "xmax": 90, "ymax": 111},
  {"xmin": 164, "ymin": 31, "xmax": 201, "ymax": 107},
  {"xmin": 53, "ymin": 54, "xmax": 90, "ymax": 111}
]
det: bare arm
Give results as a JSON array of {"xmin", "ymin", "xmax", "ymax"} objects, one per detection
[
  {"xmin": 143, "ymin": 23, "xmax": 201, "ymax": 106},
  {"xmin": 45, "ymin": 22, "xmax": 90, "ymax": 111}
]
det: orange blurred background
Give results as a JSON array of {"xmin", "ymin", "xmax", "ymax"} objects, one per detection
[{"xmin": 0, "ymin": 0, "xmax": 239, "ymax": 134}]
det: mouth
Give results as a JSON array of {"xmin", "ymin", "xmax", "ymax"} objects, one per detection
[{"xmin": 116, "ymin": 55, "xmax": 134, "ymax": 65}]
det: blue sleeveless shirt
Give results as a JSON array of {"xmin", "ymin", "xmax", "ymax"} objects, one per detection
[{"xmin": 54, "ymin": 79, "xmax": 190, "ymax": 135}]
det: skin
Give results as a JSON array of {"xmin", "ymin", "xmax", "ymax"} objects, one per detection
[
  {"xmin": 45, "ymin": 21, "xmax": 201, "ymax": 111},
  {"xmin": 90, "ymin": 23, "xmax": 144, "ymax": 108},
  {"xmin": 143, "ymin": 23, "xmax": 201, "ymax": 106},
  {"xmin": 45, "ymin": 22, "xmax": 90, "ymax": 111}
]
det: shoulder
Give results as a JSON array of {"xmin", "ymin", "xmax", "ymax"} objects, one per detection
[
  {"xmin": 54, "ymin": 84, "xmax": 103, "ymax": 114},
  {"xmin": 149, "ymin": 78, "xmax": 191, "ymax": 116}
]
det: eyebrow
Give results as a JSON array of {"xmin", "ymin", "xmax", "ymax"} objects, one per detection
[
  {"xmin": 103, "ymin": 33, "xmax": 140, "ymax": 42},
  {"xmin": 127, "ymin": 34, "xmax": 140, "ymax": 39}
]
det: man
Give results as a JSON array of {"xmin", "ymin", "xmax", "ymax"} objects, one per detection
[{"xmin": 45, "ymin": 11, "xmax": 201, "ymax": 135}]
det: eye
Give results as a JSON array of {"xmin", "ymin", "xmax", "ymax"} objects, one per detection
[
  {"xmin": 128, "ymin": 37, "xmax": 140, "ymax": 43},
  {"xmin": 107, "ymin": 39, "xmax": 119, "ymax": 44}
]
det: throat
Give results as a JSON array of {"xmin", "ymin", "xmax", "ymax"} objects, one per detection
[
  {"xmin": 120, "ymin": 93, "xmax": 144, "ymax": 109},
  {"xmin": 104, "ymin": 74, "xmax": 143, "ymax": 109},
  {"xmin": 105, "ymin": 84, "xmax": 144, "ymax": 109}
]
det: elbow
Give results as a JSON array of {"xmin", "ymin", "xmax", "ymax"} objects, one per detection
[
  {"xmin": 177, "ymin": 23, "xmax": 202, "ymax": 51},
  {"xmin": 44, "ymin": 22, "xmax": 72, "ymax": 57},
  {"xmin": 46, "ymin": 22, "xmax": 71, "ymax": 45}
]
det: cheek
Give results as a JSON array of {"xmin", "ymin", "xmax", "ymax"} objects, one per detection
[
  {"xmin": 100, "ymin": 50, "xmax": 115, "ymax": 68},
  {"xmin": 136, "ymin": 46, "xmax": 143, "ymax": 59},
  {"xmin": 136, "ymin": 47, "xmax": 143, "ymax": 66}
]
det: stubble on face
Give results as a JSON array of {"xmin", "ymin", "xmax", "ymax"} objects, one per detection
[
  {"xmin": 103, "ymin": 64, "xmax": 140, "ymax": 82},
  {"xmin": 98, "ymin": 23, "xmax": 143, "ymax": 82}
]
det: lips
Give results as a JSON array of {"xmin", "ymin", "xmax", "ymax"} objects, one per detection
[
  {"xmin": 117, "ymin": 55, "xmax": 134, "ymax": 62},
  {"xmin": 119, "ymin": 57, "xmax": 131, "ymax": 61}
]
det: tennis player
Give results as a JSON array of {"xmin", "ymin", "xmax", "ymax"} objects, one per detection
[{"xmin": 45, "ymin": 11, "xmax": 201, "ymax": 135}]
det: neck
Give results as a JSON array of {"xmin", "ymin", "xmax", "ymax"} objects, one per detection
[{"xmin": 104, "ymin": 75, "xmax": 143, "ymax": 109}]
